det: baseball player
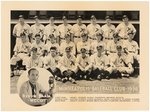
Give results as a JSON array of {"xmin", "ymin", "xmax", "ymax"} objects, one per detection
[
  {"xmin": 44, "ymin": 34, "xmax": 60, "ymax": 54},
  {"xmin": 76, "ymin": 48, "xmax": 93, "ymax": 80},
  {"xmin": 57, "ymin": 16, "xmax": 73, "ymax": 45},
  {"xmin": 13, "ymin": 15, "xmax": 30, "ymax": 44},
  {"xmin": 87, "ymin": 15, "xmax": 102, "ymax": 44},
  {"xmin": 59, "ymin": 47, "xmax": 77, "ymax": 84},
  {"xmin": 72, "ymin": 16, "xmax": 87, "ymax": 45},
  {"xmin": 44, "ymin": 17, "xmax": 58, "ymax": 44},
  {"xmin": 26, "ymin": 47, "xmax": 43, "ymax": 69},
  {"xmin": 90, "ymin": 32, "xmax": 106, "ymax": 55},
  {"xmin": 11, "ymin": 33, "xmax": 31, "ymax": 77},
  {"xmin": 30, "ymin": 16, "xmax": 45, "ymax": 43},
  {"xmin": 60, "ymin": 33, "xmax": 76, "ymax": 56},
  {"xmin": 112, "ymin": 45, "xmax": 134, "ymax": 78},
  {"xmin": 76, "ymin": 33, "xmax": 91, "ymax": 55},
  {"xmin": 101, "ymin": 16, "xmax": 116, "ymax": 52},
  {"xmin": 115, "ymin": 15, "xmax": 136, "ymax": 48},
  {"xmin": 43, "ymin": 47, "xmax": 62, "ymax": 81},
  {"xmin": 31, "ymin": 33, "xmax": 45, "ymax": 56}
]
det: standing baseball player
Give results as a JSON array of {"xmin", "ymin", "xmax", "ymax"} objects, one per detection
[
  {"xmin": 101, "ymin": 16, "xmax": 116, "ymax": 53},
  {"xmin": 59, "ymin": 47, "xmax": 77, "ymax": 84},
  {"xmin": 115, "ymin": 15, "xmax": 136, "ymax": 48},
  {"xmin": 30, "ymin": 16, "xmax": 45, "ymax": 43},
  {"xmin": 76, "ymin": 48, "xmax": 93, "ymax": 80},
  {"xmin": 13, "ymin": 15, "xmax": 30, "ymax": 44},
  {"xmin": 87, "ymin": 15, "xmax": 102, "ymax": 44},
  {"xmin": 57, "ymin": 16, "xmax": 73, "ymax": 45},
  {"xmin": 72, "ymin": 16, "xmax": 87, "ymax": 45},
  {"xmin": 44, "ymin": 17, "xmax": 58, "ymax": 44}
]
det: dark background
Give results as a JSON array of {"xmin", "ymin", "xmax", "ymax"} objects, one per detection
[{"xmin": 11, "ymin": 11, "xmax": 139, "ymax": 57}]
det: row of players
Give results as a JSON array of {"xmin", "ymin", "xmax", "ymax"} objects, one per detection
[
  {"xmin": 11, "ymin": 31, "xmax": 139, "ymax": 84},
  {"xmin": 13, "ymin": 14, "xmax": 136, "ymax": 47}
]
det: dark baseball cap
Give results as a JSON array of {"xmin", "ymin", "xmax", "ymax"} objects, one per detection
[
  {"xmin": 65, "ymin": 47, "xmax": 71, "ymax": 52},
  {"xmin": 80, "ymin": 48, "xmax": 87, "ymax": 53}
]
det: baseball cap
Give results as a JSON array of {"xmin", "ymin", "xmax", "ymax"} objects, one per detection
[
  {"xmin": 49, "ymin": 16, "xmax": 54, "ymax": 20},
  {"xmin": 81, "ymin": 33, "xmax": 87, "ymax": 37},
  {"xmin": 77, "ymin": 15, "xmax": 82, "ymax": 19},
  {"xmin": 91, "ymin": 15, "xmax": 96, "ymax": 19},
  {"xmin": 20, "ymin": 33, "xmax": 26, "ymax": 37},
  {"xmin": 34, "ymin": 16, "xmax": 39, "ymax": 19},
  {"xmin": 62, "ymin": 16, "xmax": 67, "ymax": 20},
  {"xmin": 105, "ymin": 16, "xmax": 111, "ymax": 20},
  {"xmin": 19, "ymin": 15, "xmax": 24, "ymax": 19},
  {"xmin": 97, "ymin": 43, "xmax": 104, "ymax": 49},
  {"xmin": 35, "ymin": 33, "xmax": 41, "ymax": 38},
  {"xmin": 116, "ymin": 44, "xmax": 122, "ymax": 49},
  {"xmin": 122, "ymin": 15, "xmax": 128, "ymax": 19}
]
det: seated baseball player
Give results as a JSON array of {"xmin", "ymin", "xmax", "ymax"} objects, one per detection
[
  {"xmin": 76, "ymin": 48, "xmax": 93, "ymax": 80},
  {"xmin": 77, "ymin": 33, "xmax": 91, "ymax": 55},
  {"xmin": 26, "ymin": 47, "xmax": 43, "ymax": 69},
  {"xmin": 91, "ymin": 43, "xmax": 108, "ymax": 80},
  {"xmin": 10, "ymin": 33, "xmax": 31, "ymax": 77},
  {"xmin": 43, "ymin": 47, "xmax": 62, "ymax": 81},
  {"xmin": 19, "ymin": 68, "xmax": 54, "ymax": 106},
  {"xmin": 31, "ymin": 33, "xmax": 45, "ymax": 56},
  {"xmin": 59, "ymin": 47, "xmax": 77, "ymax": 84},
  {"xmin": 112, "ymin": 45, "xmax": 134, "ymax": 78},
  {"xmin": 60, "ymin": 33, "xmax": 76, "ymax": 56},
  {"xmin": 44, "ymin": 34, "xmax": 60, "ymax": 55}
]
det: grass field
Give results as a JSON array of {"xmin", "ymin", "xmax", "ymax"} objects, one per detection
[{"xmin": 11, "ymin": 76, "xmax": 139, "ymax": 94}]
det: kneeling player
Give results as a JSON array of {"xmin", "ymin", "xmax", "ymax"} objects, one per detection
[
  {"xmin": 59, "ymin": 47, "xmax": 77, "ymax": 84},
  {"xmin": 76, "ymin": 48, "xmax": 93, "ymax": 80}
]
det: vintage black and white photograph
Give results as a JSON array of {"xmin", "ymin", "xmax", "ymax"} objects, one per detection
[{"xmin": 10, "ymin": 10, "xmax": 140, "ymax": 94}]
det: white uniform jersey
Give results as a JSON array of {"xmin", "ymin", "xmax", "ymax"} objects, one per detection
[
  {"xmin": 30, "ymin": 24, "xmax": 45, "ymax": 38},
  {"xmin": 44, "ymin": 24, "xmax": 58, "ymax": 39},
  {"xmin": 115, "ymin": 22, "xmax": 136, "ymax": 39},
  {"xmin": 57, "ymin": 24, "xmax": 73, "ymax": 42},
  {"xmin": 59, "ymin": 54, "xmax": 78, "ymax": 72},
  {"xmin": 13, "ymin": 41, "xmax": 31, "ymax": 53},
  {"xmin": 91, "ymin": 52, "xmax": 106, "ymax": 69},
  {"xmin": 87, "ymin": 23, "xmax": 101, "ymax": 40},
  {"xmin": 76, "ymin": 54, "xmax": 92, "ymax": 71},
  {"xmin": 101, "ymin": 24, "xmax": 115, "ymax": 39},
  {"xmin": 31, "ymin": 42, "xmax": 45, "ymax": 56},
  {"xmin": 43, "ymin": 54, "xmax": 60, "ymax": 70},
  {"xmin": 13, "ymin": 23, "xmax": 30, "ymax": 44},
  {"xmin": 60, "ymin": 41, "xmax": 76, "ymax": 56},
  {"xmin": 26, "ymin": 56, "xmax": 43, "ymax": 69}
]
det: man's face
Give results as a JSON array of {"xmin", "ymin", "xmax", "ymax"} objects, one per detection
[
  {"xmin": 97, "ymin": 47, "xmax": 104, "ymax": 53},
  {"xmin": 82, "ymin": 35, "xmax": 88, "ymax": 42},
  {"xmin": 50, "ymin": 49, "xmax": 57, "ymax": 57},
  {"xmin": 19, "ymin": 18, "xmax": 24, "ymax": 24},
  {"xmin": 28, "ymin": 70, "xmax": 39, "ymax": 84},
  {"xmin": 66, "ymin": 51, "xmax": 71, "ymax": 57},
  {"xmin": 31, "ymin": 50, "xmax": 37, "ymax": 57},
  {"xmin": 77, "ymin": 18, "xmax": 82, "ymax": 25},
  {"xmin": 65, "ymin": 36, "xmax": 71, "ymax": 43},
  {"xmin": 63, "ymin": 19, "xmax": 67, "ymax": 24},
  {"xmin": 35, "ymin": 18, "xmax": 40, "ymax": 24},
  {"xmin": 91, "ymin": 18, "xmax": 96, "ymax": 24},
  {"xmin": 123, "ymin": 18, "xmax": 129, "ymax": 24},
  {"xmin": 49, "ymin": 18, "xmax": 55, "ymax": 24},
  {"xmin": 128, "ymin": 34, "xmax": 134, "ymax": 41},
  {"xmin": 50, "ymin": 37, "xmax": 55, "ymax": 43},
  {"xmin": 35, "ymin": 36, "xmax": 41, "ymax": 43},
  {"xmin": 81, "ymin": 50, "xmax": 86, "ymax": 57},
  {"xmin": 117, "ymin": 48, "xmax": 122, "ymax": 55},
  {"xmin": 106, "ymin": 19, "xmax": 111, "ymax": 24}
]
